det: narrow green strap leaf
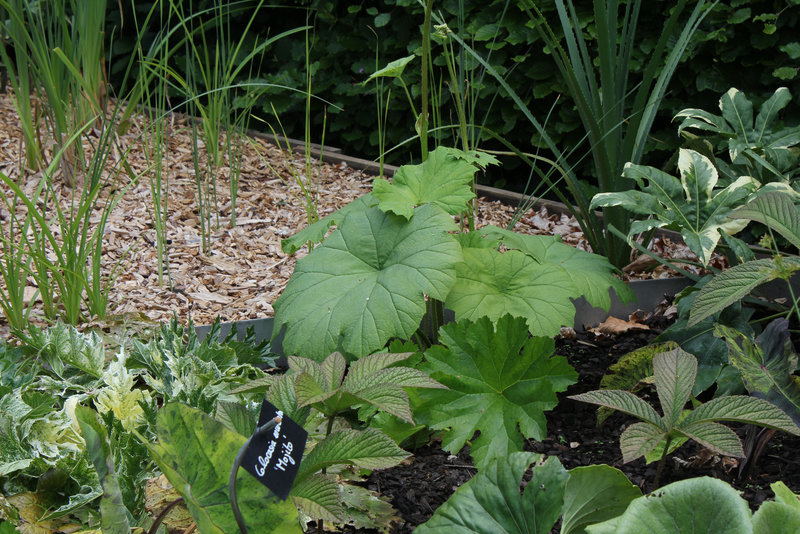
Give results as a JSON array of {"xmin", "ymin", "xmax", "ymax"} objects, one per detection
[
  {"xmin": 569, "ymin": 390, "xmax": 664, "ymax": 428},
  {"xmin": 619, "ymin": 422, "xmax": 666, "ymax": 464},
  {"xmin": 653, "ymin": 348, "xmax": 697, "ymax": 428}
]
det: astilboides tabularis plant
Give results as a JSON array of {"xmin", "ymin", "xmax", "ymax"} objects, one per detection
[{"xmin": 272, "ymin": 146, "xmax": 634, "ymax": 361}]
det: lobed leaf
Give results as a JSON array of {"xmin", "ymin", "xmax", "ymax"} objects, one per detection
[
  {"xmin": 420, "ymin": 315, "xmax": 577, "ymax": 469},
  {"xmin": 273, "ymin": 203, "xmax": 461, "ymax": 360}
]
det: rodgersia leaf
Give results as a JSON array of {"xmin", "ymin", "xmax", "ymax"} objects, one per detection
[
  {"xmin": 419, "ymin": 315, "xmax": 577, "ymax": 470},
  {"xmin": 273, "ymin": 203, "xmax": 461, "ymax": 360}
]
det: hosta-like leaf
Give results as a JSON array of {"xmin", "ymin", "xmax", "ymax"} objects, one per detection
[
  {"xmin": 480, "ymin": 227, "xmax": 634, "ymax": 311},
  {"xmin": 677, "ymin": 421, "xmax": 744, "ymax": 457},
  {"xmin": 290, "ymin": 473, "xmax": 343, "ymax": 522},
  {"xmin": 680, "ymin": 395, "xmax": 800, "ymax": 435},
  {"xmin": 653, "ymin": 349, "xmax": 696, "ymax": 428},
  {"xmin": 568, "ymin": 390, "xmax": 663, "ymax": 428},
  {"xmin": 587, "ymin": 477, "xmax": 752, "ymax": 534},
  {"xmin": 416, "ymin": 453, "xmax": 567, "ymax": 534},
  {"xmin": 561, "ymin": 465, "xmax": 642, "ymax": 534},
  {"xmin": 752, "ymin": 501, "xmax": 800, "ymax": 534},
  {"xmin": 274, "ymin": 203, "xmax": 461, "ymax": 360},
  {"xmin": 619, "ymin": 422, "xmax": 666, "ymax": 463},
  {"xmin": 145, "ymin": 403, "xmax": 302, "ymax": 534},
  {"xmin": 689, "ymin": 258, "xmax": 800, "ymax": 326},
  {"xmin": 295, "ymin": 429, "xmax": 408, "ymax": 483},
  {"xmin": 716, "ymin": 320, "xmax": 800, "ymax": 426},
  {"xmin": 729, "ymin": 192, "xmax": 800, "ymax": 250},
  {"xmin": 419, "ymin": 315, "xmax": 577, "ymax": 469},
  {"xmin": 446, "ymin": 247, "xmax": 578, "ymax": 337},
  {"xmin": 373, "ymin": 147, "xmax": 487, "ymax": 219}
]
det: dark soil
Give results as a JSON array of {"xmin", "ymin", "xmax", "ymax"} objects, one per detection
[{"xmin": 327, "ymin": 319, "xmax": 800, "ymax": 533}]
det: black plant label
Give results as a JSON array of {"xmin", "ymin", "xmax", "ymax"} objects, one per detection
[{"xmin": 242, "ymin": 399, "xmax": 308, "ymax": 500}]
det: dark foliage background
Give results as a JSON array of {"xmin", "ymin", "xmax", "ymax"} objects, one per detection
[{"xmin": 107, "ymin": 0, "xmax": 800, "ymax": 192}]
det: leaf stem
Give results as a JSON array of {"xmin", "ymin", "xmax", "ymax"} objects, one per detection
[{"xmin": 653, "ymin": 435, "xmax": 672, "ymax": 490}]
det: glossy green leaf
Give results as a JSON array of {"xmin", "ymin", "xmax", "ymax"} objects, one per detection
[
  {"xmin": 372, "ymin": 146, "xmax": 483, "ymax": 219},
  {"xmin": 751, "ymin": 501, "xmax": 800, "ymax": 534},
  {"xmin": 74, "ymin": 406, "xmax": 130, "ymax": 534},
  {"xmin": 587, "ymin": 477, "xmax": 752, "ymax": 534},
  {"xmin": 416, "ymin": 453, "xmax": 567, "ymax": 534},
  {"xmin": 363, "ymin": 55, "xmax": 415, "ymax": 82},
  {"xmin": 273, "ymin": 203, "xmax": 461, "ymax": 360},
  {"xmin": 480, "ymin": 227, "xmax": 634, "ymax": 311},
  {"xmin": 420, "ymin": 315, "xmax": 577, "ymax": 469},
  {"xmin": 144, "ymin": 403, "xmax": 302, "ymax": 534},
  {"xmin": 281, "ymin": 194, "xmax": 377, "ymax": 255},
  {"xmin": 561, "ymin": 464, "xmax": 642, "ymax": 534}
]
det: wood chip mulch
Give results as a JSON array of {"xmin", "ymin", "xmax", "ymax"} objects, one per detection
[{"xmin": 0, "ymin": 93, "xmax": 692, "ymax": 338}]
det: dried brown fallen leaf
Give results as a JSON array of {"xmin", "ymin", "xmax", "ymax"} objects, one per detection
[{"xmin": 590, "ymin": 316, "xmax": 650, "ymax": 335}]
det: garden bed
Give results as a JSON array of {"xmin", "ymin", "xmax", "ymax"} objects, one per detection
[
  {"xmin": 328, "ymin": 321, "xmax": 800, "ymax": 533},
  {"xmin": 0, "ymin": 93, "xmax": 701, "ymax": 340}
]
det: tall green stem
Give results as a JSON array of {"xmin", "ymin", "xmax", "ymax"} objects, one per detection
[
  {"xmin": 419, "ymin": 0, "xmax": 433, "ymax": 161},
  {"xmin": 653, "ymin": 435, "xmax": 672, "ymax": 490}
]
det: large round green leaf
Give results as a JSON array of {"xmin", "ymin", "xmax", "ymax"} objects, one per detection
[
  {"xmin": 273, "ymin": 203, "xmax": 461, "ymax": 360},
  {"xmin": 587, "ymin": 477, "xmax": 752, "ymax": 534},
  {"xmin": 561, "ymin": 465, "xmax": 642, "ymax": 534},
  {"xmin": 416, "ymin": 453, "xmax": 567, "ymax": 534}
]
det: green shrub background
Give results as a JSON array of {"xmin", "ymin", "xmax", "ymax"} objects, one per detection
[{"xmin": 109, "ymin": 0, "xmax": 800, "ymax": 191}]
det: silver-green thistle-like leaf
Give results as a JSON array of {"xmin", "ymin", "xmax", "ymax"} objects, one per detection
[{"xmin": 273, "ymin": 203, "xmax": 462, "ymax": 360}]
